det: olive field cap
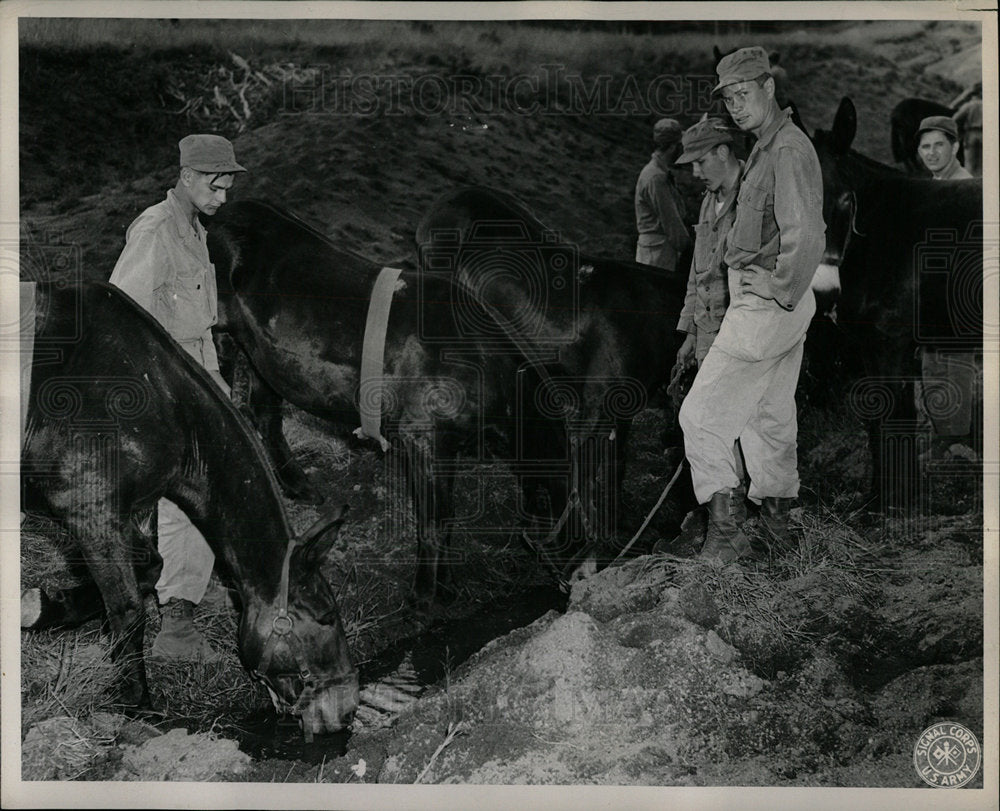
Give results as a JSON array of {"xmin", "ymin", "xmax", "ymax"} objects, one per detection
[
  {"xmin": 653, "ymin": 117, "xmax": 684, "ymax": 146},
  {"xmin": 674, "ymin": 118, "xmax": 735, "ymax": 164},
  {"xmin": 178, "ymin": 134, "xmax": 246, "ymax": 173},
  {"xmin": 714, "ymin": 46, "xmax": 771, "ymax": 92},
  {"xmin": 916, "ymin": 115, "xmax": 959, "ymax": 140}
]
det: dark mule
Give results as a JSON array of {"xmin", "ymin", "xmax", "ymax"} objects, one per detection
[
  {"xmin": 415, "ymin": 185, "xmax": 693, "ymax": 552},
  {"xmin": 21, "ymin": 282, "xmax": 359, "ymax": 738},
  {"xmin": 811, "ymin": 98, "xmax": 983, "ymax": 506},
  {"xmin": 889, "ymin": 97, "xmax": 960, "ymax": 174},
  {"xmin": 208, "ymin": 201, "xmax": 575, "ymax": 609}
]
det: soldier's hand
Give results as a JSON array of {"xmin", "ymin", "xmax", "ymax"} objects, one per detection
[
  {"xmin": 677, "ymin": 333, "xmax": 696, "ymax": 367},
  {"xmin": 738, "ymin": 264, "xmax": 776, "ymax": 300}
]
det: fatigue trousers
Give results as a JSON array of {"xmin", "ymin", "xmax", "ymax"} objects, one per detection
[
  {"xmin": 680, "ymin": 278, "xmax": 815, "ymax": 505},
  {"xmin": 155, "ymin": 498, "xmax": 215, "ymax": 604},
  {"xmin": 155, "ymin": 334, "xmax": 218, "ymax": 606},
  {"xmin": 694, "ymin": 327, "xmax": 746, "ymax": 484}
]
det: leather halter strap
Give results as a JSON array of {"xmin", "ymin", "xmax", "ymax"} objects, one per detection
[{"xmin": 252, "ymin": 538, "xmax": 356, "ymax": 716}]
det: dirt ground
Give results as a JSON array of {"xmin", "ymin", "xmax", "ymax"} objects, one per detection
[{"xmin": 16, "ymin": 17, "xmax": 988, "ymax": 792}]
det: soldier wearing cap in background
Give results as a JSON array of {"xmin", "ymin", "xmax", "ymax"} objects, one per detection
[
  {"xmin": 678, "ymin": 47, "xmax": 825, "ymax": 562},
  {"xmin": 109, "ymin": 133, "xmax": 246, "ymax": 661},
  {"xmin": 634, "ymin": 118, "xmax": 691, "ymax": 271},
  {"xmin": 913, "ymin": 115, "xmax": 978, "ymax": 463},
  {"xmin": 916, "ymin": 115, "xmax": 973, "ymax": 181}
]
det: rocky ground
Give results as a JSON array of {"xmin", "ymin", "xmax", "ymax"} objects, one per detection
[{"xmin": 15, "ymin": 16, "xmax": 990, "ymax": 795}]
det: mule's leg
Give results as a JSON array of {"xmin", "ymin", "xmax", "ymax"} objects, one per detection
[
  {"xmin": 62, "ymin": 509, "xmax": 151, "ymax": 708},
  {"xmin": 404, "ymin": 431, "xmax": 458, "ymax": 611},
  {"xmin": 514, "ymin": 411, "xmax": 572, "ymax": 567},
  {"xmin": 231, "ymin": 349, "xmax": 324, "ymax": 504}
]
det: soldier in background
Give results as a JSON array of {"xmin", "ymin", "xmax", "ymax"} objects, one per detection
[{"xmin": 634, "ymin": 118, "xmax": 692, "ymax": 271}]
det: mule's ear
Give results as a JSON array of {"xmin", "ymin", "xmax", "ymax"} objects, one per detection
[
  {"xmin": 298, "ymin": 505, "xmax": 348, "ymax": 562},
  {"xmin": 830, "ymin": 97, "xmax": 857, "ymax": 154},
  {"xmin": 713, "ymin": 44, "xmax": 724, "ymax": 64}
]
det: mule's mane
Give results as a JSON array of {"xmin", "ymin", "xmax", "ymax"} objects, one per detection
[{"xmin": 91, "ymin": 281, "xmax": 294, "ymax": 541}]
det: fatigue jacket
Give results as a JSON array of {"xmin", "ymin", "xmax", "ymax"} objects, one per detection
[
  {"xmin": 634, "ymin": 152, "xmax": 691, "ymax": 271},
  {"xmin": 678, "ymin": 170, "xmax": 741, "ymax": 336},
  {"xmin": 109, "ymin": 189, "xmax": 220, "ymax": 371},
  {"xmin": 723, "ymin": 109, "xmax": 825, "ymax": 311},
  {"xmin": 935, "ymin": 161, "xmax": 973, "ymax": 180}
]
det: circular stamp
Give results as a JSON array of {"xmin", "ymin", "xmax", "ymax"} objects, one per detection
[{"xmin": 913, "ymin": 721, "xmax": 982, "ymax": 788}]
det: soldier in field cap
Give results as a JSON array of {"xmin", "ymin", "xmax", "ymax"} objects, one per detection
[
  {"xmin": 916, "ymin": 115, "xmax": 972, "ymax": 181},
  {"xmin": 634, "ymin": 117, "xmax": 691, "ymax": 271},
  {"xmin": 678, "ymin": 47, "xmax": 825, "ymax": 562},
  {"xmin": 913, "ymin": 114, "xmax": 977, "ymax": 465},
  {"xmin": 673, "ymin": 117, "xmax": 740, "ymax": 368},
  {"xmin": 109, "ymin": 134, "xmax": 246, "ymax": 662}
]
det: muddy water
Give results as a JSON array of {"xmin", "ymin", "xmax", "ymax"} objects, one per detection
[{"xmin": 233, "ymin": 585, "xmax": 567, "ymax": 763}]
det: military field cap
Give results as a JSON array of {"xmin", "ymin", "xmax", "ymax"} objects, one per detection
[
  {"xmin": 714, "ymin": 46, "xmax": 771, "ymax": 92},
  {"xmin": 674, "ymin": 117, "xmax": 735, "ymax": 164},
  {"xmin": 653, "ymin": 117, "xmax": 684, "ymax": 147},
  {"xmin": 916, "ymin": 115, "xmax": 959, "ymax": 140},
  {"xmin": 178, "ymin": 134, "xmax": 246, "ymax": 173}
]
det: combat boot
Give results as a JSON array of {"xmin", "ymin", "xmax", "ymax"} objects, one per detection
[
  {"xmin": 700, "ymin": 488, "xmax": 752, "ymax": 563},
  {"xmin": 150, "ymin": 598, "xmax": 223, "ymax": 663},
  {"xmin": 759, "ymin": 497, "xmax": 797, "ymax": 554}
]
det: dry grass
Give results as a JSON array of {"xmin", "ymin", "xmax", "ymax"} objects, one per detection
[{"xmin": 21, "ymin": 627, "xmax": 123, "ymax": 734}]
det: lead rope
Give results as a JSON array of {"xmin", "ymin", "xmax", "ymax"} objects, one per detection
[{"xmin": 612, "ymin": 457, "xmax": 685, "ymax": 563}]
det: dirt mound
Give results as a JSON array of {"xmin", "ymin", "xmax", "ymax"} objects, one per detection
[
  {"xmin": 299, "ymin": 515, "xmax": 982, "ymax": 787},
  {"xmin": 115, "ymin": 728, "xmax": 250, "ymax": 781}
]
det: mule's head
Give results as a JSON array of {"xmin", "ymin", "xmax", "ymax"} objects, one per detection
[{"xmin": 238, "ymin": 508, "xmax": 359, "ymax": 740}]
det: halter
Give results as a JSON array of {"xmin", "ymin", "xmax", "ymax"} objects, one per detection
[{"xmin": 251, "ymin": 537, "xmax": 358, "ymax": 719}]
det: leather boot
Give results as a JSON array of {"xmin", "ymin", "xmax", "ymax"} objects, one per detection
[
  {"xmin": 701, "ymin": 488, "xmax": 752, "ymax": 562},
  {"xmin": 150, "ymin": 598, "xmax": 223, "ymax": 663},
  {"xmin": 759, "ymin": 497, "xmax": 797, "ymax": 553}
]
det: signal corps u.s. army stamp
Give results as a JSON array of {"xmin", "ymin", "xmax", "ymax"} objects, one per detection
[{"xmin": 913, "ymin": 722, "xmax": 982, "ymax": 788}]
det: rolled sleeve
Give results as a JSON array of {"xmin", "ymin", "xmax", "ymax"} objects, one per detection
[{"xmin": 770, "ymin": 146, "xmax": 825, "ymax": 309}]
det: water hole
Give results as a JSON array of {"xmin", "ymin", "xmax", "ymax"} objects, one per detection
[{"xmin": 232, "ymin": 584, "xmax": 567, "ymax": 763}]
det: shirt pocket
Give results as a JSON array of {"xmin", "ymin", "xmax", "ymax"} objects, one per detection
[
  {"xmin": 169, "ymin": 262, "xmax": 211, "ymax": 338},
  {"xmin": 730, "ymin": 181, "xmax": 771, "ymax": 256}
]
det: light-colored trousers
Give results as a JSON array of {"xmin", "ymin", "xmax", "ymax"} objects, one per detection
[
  {"xmin": 156, "ymin": 334, "xmax": 218, "ymax": 606},
  {"xmin": 680, "ymin": 275, "xmax": 815, "ymax": 505},
  {"xmin": 693, "ymin": 328, "xmax": 746, "ymax": 483}
]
